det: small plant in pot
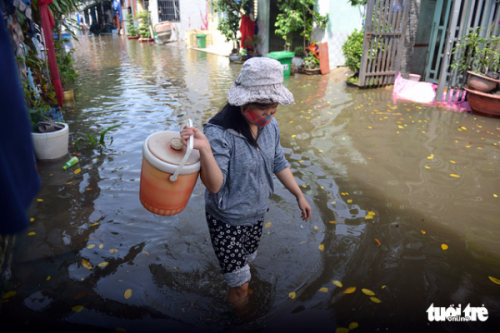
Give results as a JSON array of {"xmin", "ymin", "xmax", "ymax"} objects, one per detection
[
  {"xmin": 451, "ymin": 28, "xmax": 500, "ymax": 93},
  {"xmin": 126, "ymin": 13, "xmax": 139, "ymax": 39},
  {"xmin": 137, "ymin": 11, "xmax": 153, "ymax": 42},
  {"xmin": 300, "ymin": 50, "xmax": 320, "ymax": 75},
  {"xmin": 342, "ymin": 28, "xmax": 364, "ymax": 85},
  {"xmin": 55, "ymin": 39, "xmax": 78, "ymax": 102},
  {"xmin": 244, "ymin": 34, "xmax": 262, "ymax": 58}
]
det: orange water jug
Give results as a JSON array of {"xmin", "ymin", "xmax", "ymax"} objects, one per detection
[{"xmin": 140, "ymin": 119, "xmax": 200, "ymax": 215}]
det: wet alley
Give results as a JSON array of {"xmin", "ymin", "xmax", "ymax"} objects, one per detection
[{"xmin": 2, "ymin": 35, "xmax": 500, "ymax": 333}]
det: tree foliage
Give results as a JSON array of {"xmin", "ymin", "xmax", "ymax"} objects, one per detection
[
  {"xmin": 275, "ymin": 0, "xmax": 329, "ymax": 51},
  {"xmin": 342, "ymin": 28, "xmax": 364, "ymax": 73},
  {"xmin": 213, "ymin": 0, "xmax": 251, "ymax": 52}
]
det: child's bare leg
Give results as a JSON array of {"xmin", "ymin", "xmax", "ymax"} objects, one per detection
[{"xmin": 227, "ymin": 282, "xmax": 249, "ymax": 304}]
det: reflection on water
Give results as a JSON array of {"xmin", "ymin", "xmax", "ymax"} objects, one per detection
[{"xmin": 1, "ymin": 35, "xmax": 500, "ymax": 332}]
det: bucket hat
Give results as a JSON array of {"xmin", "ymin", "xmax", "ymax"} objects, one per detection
[{"xmin": 227, "ymin": 57, "xmax": 294, "ymax": 106}]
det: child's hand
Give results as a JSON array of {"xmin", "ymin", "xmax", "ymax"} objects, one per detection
[
  {"xmin": 297, "ymin": 195, "xmax": 312, "ymax": 222},
  {"xmin": 180, "ymin": 126, "xmax": 210, "ymax": 151}
]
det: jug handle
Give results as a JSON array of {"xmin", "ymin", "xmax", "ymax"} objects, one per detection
[{"xmin": 170, "ymin": 118, "xmax": 193, "ymax": 182}]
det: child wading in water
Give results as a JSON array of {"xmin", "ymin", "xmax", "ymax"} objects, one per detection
[{"xmin": 180, "ymin": 57, "xmax": 311, "ymax": 305}]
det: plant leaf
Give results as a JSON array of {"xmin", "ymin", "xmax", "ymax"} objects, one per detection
[
  {"xmin": 349, "ymin": 322, "xmax": 359, "ymax": 329},
  {"xmin": 343, "ymin": 287, "xmax": 356, "ymax": 294},
  {"xmin": 98, "ymin": 125, "xmax": 121, "ymax": 145},
  {"xmin": 82, "ymin": 259, "xmax": 92, "ymax": 270},
  {"xmin": 2, "ymin": 291, "xmax": 16, "ymax": 299},
  {"xmin": 319, "ymin": 287, "xmax": 329, "ymax": 293},
  {"xmin": 332, "ymin": 280, "xmax": 343, "ymax": 287},
  {"xmin": 362, "ymin": 288, "xmax": 375, "ymax": 296},
  {"xmin": 489, "ymin": 276, "xmax": 500, "ymax": 285},
  {"xmin": 72, "ymin": 305, "xmax": 85, "ymax": 312},
  {"xmin": 370, "ymin": 297, "xmax": 382, "ymax": 303},
  {"xmin": 124, "ymin": 289, "xmax": 133, "ymax": 299},
  {"xmin": 98, "ymin": 262, "xmax": 109, "ymax": 267},
  {"xmin": 288, "ymin": 292, "xmax": 296, "ymax": 299}
]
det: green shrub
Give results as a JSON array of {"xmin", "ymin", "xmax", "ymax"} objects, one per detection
[{"xmin": 342, "ymin": 29, "xmax": 364, "ymax": 73}]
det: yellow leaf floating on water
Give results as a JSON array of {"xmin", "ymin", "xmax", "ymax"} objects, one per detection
[
  {"xmin": 343, "ymin": 287, "xmax": 356, "ymax": 294},
  {"xmin": 82, "ymin": 259, "xmax": 92, "ymax": 270},
  {"xmin": 319, "ymin": 287, "xmax": 329, "ymax": 293},
  {"xmin": 300, "ymin": 241, "xmax": 307, "ymax": 245},
  {"xmin": 3, "ymin": 291, "xmax": 16, "ymax": 299},
  {"xmin": 124, "ymin": 289, "xmax": 132, "ymax": 299},
  {"xmin": 332, "ymin": 280, "xmax": 343, "ymax": 287},
  {"xmin": 87, "ymin": 244, "xmax": 95, "ymax": 249},
  {"xmin": 425, "ymin": 166, "xmax": 431, "ymax": 169},
  {"xmin": 329, "ymin": 221, "xmax": 336, "ymax": 224},
  {"xmin": 265, "ymin": 222, "xmax": 272, "ymax": 228},
  {"xmin": 336, "ymin": 327, "xmax": 349, "ymax": 333},
  {"xmin": 72, "ymin": 305, "xmax": 85, "ymax": 312},
  {"xmin": 347, "ymin": 199, "xmax": 352, "ymax": 203},
  {"xmin": 441, "ymin": 244, "xmax": 449, "ymax": 250},
  {"xmin": 98, "ymin": 262, "xmax": 109, "ymax": 267},
  {"xmin": 99, "ymin": 244, "xmax": 103, "ymax": 249},
  {"xmin": 109, "ymin": 249, "xmax": 118, "ymax": 254},
  {"xmin": 461, "ymin": 126, "xmax": 467, "ymax": 130},
  {"xmin": 488, "ymin": 276, "xmax": 500, "ymax": 285},
  {"xmin": 494, "ymin": 194, "xmax": 498, "ymax": 198},
  {"xmin": 427, "ymin": 155, "xmax": 434, "ymax": 159},
  {"xmin": 37, "ymin": 199, "xmax": 43, "ymax": 202},
  {"xmin": 368, "ymin": 211, "xmax": 376, "ymax": 216},
  {"xmin": 318, "ymin": 244, "xmax": 325, "ymax": 251},
  {"xmin": 421, "ymin": 230, "xmax": 426, "ymax": 234},
  {"xmin": 370, "ymin": 297, "xmax": 382, "ymax": 303},
  {"xmin": 30, "ymin": 218, "xmax": 35, "ymax": 222},
  {"xmin": 142, "ymin": 251, "xmax": 149, "ymax": 255},
  {"xmin": 314, "ymin": 226, "xmax": 319, "ymax": 230},
  {"xmin": 289, "ymin": 292, "xmax": 296, "ymax": 299},
  {"xmin": 450, "ymin": 174, "xmax": 460, "ymax": 178},
  {"xmin": 349, "ymin": 322, "xmax": 359, "ymax": 329},
  {"xmin": 362, "ymin": 288, "xmax": 375, "ymax": 296},
  {"xmin": 28, "ymin": 232, "xmax": 35, "ymax": 236},
  {"xmin": 91, "ymin": 223, "xmax": 99, "ymax": 227},
  {"xmin": 381, "ymin": 285, "xmax": 386, "ymax": 289},
  {"xmin": 365, "ymin": 215, "xmax": 373, "ymax": 220},
  {"xmin": 291, "ymin": 135, "xmax": 296, "ymax": 138},
  {"xmin": 74, "ymin": 168, "xmax": 81, "ymax": 174},
  {"xmin": 450, "ymin": 160, "xmax": 456, "ymax": 164}
]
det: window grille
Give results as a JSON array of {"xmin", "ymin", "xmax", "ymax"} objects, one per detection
[{"xmin": 158, "ymin": 0, "xmax": 180, "ymax": 22}]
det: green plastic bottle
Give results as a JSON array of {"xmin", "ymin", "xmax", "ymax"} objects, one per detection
[{"xmin": 63, "ymin": 157, "xmax": 79, "ymax": 170}]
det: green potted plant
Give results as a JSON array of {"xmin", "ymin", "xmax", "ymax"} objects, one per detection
[
  {"xmin": 239, "ymin": 48, "xmax": 247, "ymax": 62},
  {"xmin": 301, "ymin": 50, "xmax": 320, "ymax": 75},
  {"xmin": 342, "ymin": 28, "xmax": 364, "ymax": 85},
  {"xmin": 55, "ymin": 39, "xmax": 78, "ymax": 102},
  {"xmin": 126, "ymin": 13, "xmax": 139, "ymax": 39},
  {"xmin": 137, "ymin": 11, "xmax": 153, "ymax": 42},
  {"xmin": 244, "ymin": 34, "xmax": 262, "ymax": 58},
  {"xmin": 213, "ymin": 0, "xmax": 248, "ymax": 60},
  {"xmin": 451, "ymin": 28, "xmax": 500, "ymax": 93}
]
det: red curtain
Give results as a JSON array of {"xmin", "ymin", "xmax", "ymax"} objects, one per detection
[
  {"xmin": 240, "ymin": 15, "xmax": 255, "ymax": 50},
  {"xmin": 39, "ymin": 0, "xmax": 63, "ymax": 107}
]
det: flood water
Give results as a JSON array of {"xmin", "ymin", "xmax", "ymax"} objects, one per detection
[{"xmin": 2, "ymin": 35, "xmax": 500, "ymax": 332}]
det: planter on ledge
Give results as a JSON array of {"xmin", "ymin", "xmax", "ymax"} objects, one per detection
[
  {"xmin": 139, "ymin": 38, "xmax": 155, "ymax": 43},
  {"xmin": 467, "ymin": 71, "xmax": 500, "ymax": 93},
  {"xmin": 464, "ymin": 86, "xmax": 500, "ymax": 117},
  {"xmin": 127, "ymin": 35, "xmax": 139, "ymax": 39}
]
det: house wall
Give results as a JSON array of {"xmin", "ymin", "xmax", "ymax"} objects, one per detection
[{"xmin": 312, "ymin": 0, "xmax": 363, "ymax": 70}]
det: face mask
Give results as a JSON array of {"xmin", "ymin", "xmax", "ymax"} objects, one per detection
[{"xmin": 242, "ymin": 108, "xmax": 273, "ymax": 127}]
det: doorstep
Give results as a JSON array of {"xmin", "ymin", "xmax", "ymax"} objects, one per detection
[{"xmin": 190, "ymin": 46, "xmax": 229, "ymax": 57}]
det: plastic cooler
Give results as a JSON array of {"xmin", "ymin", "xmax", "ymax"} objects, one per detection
[{"xmin": 267, "ymin": 51, "xmax": 295, "ymax": 78}]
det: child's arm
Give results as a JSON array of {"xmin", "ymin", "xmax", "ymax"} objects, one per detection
[
  {"xmin": 276, "ymin": 168, "xmax": 312, "ymax": 222},
  {"xmin": 180, "ymin": 126, "xmax": 223, "ymax": 193}
]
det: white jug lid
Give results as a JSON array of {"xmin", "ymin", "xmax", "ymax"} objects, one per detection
[{"xmin": 147, "ymin": 131, "xmax": 200, "ymax": 165}]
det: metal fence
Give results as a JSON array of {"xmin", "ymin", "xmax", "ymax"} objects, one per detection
[
  {"xmin": 158, "ymin": 0, "xmax": 180, "ymax": 22},
  {"xmin": 435, "ymin": 0, "xmax": 500, "ymax": 102}
]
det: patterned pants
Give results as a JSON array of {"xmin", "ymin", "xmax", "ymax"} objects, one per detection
[{"xmin": 206, "ymin": 212, "xmax": 264, "ymax": 287}]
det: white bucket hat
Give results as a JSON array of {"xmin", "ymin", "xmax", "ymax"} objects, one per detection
[{"xmin": 227, "ymin": 57, "xmax": 295, "ymax": 106}]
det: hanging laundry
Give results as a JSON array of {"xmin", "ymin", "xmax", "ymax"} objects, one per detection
[{"xmin": 240, "ymin": 14, "xmax": 255, "ymax": 50}]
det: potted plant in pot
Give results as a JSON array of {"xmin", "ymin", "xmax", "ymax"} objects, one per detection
[
  {"xmin": 137, "ymin": 11, "xmax": 154, "ymax": 42},
  {"xmin": 126, "ymin": 13, "xmax": 139, "ymax": 39},
  {"xmin": 342, "ymin": 28, "xmax": 364, "ymax": 86},
  {"xmin": 55, "ymin": 39, "xmax": 78, "ymax": 102},
  {"xmin": 23, "ymin": 82, "xmax": 69, "ymax": 160},
  {"xmin": 452, "ymin": 29, "xmax": 500, "ymax": 116},
  {"xmin": 300, "ymin": 50, "xmax": 320, "ymax": 75},
  {"xmin": 451, "ymin": 28, "xmax": 500, "ymax": 93},
  {"xmin": 244, "ymin": 34, "xmax": 262, "ymax": 58}
]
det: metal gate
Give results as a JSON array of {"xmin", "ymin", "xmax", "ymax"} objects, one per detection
[
  {"xmin": 435, "ymin": 0, "xmax": 500, "ymax": 101},
  {"xmin": 358, "ymin": 0, "xmax": 411, "ymax": 87}
]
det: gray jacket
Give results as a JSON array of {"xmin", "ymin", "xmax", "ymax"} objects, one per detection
[{"xmin": 203, "ymin": 118, "xmax": 290, "ymax": 226}]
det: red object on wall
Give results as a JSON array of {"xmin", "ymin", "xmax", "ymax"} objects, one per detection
[
  {"xmin": 39, "ymin": 0, "xmax": 63, "ymax": 107},
  {"xmin": 240, "ymin": 15, "xmax": 255, "ymax": 50},
  {"xmin": 319, "ymin": 42, "xmax": 330, "ymax": 75}
]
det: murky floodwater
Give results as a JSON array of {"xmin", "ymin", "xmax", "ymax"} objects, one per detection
[{"xmin": 2, "ymin": 35, "xmax": 500, "ymax": 332}]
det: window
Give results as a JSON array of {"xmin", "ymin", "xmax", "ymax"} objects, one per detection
[{"xmin": 158, "ymin": 0, "xmax": 180, "ymax": 22}]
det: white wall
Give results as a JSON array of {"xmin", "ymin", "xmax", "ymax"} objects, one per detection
[{"xmin": 313, "ymin": 0, "xmax": 363, "ymax": 70}]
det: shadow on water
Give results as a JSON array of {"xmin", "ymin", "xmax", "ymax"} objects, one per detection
[{"xmin": 1, "ymin": 35, "xmax": 500, "ymax": 332}]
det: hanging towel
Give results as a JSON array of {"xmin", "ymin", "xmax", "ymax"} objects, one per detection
[{"xmin": 240, "ymin": 14, "xmax": 255, "ymax": 50}]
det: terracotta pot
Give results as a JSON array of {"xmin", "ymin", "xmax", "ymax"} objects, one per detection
[
  {"xmin": 466, "ymin": 71, "xmax": 499, "ymax": 93},
  {"xmin": 464, "ymin": 86, "xmax": 500, "ymax": 117},
  {"xmin": 303, "ymin": 68, "xmax": 321, "ymax": 75},
  {"xmin": 127, "ymin": 35, "xmax": 139, "ymax": 39}
]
